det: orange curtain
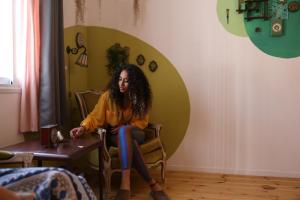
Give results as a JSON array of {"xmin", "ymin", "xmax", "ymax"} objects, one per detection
[{"xmin": 15, "ymin": 0, "xmax": 40, "ymax": 132}]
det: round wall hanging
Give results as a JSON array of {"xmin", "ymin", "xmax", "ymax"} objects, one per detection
[
  {"xmin": 148, "ymin": 60, "xmax": 158, "ymax": 72},
  {"xmin": 136, "ymin": 54, "xmax": 145, "ymax": 66}
]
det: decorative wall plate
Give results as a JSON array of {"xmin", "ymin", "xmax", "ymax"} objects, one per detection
[
  {"xmin": 136, "ymin": 54, "xmax": 145, "ymax": 66},
  {"xmin": 288, "ymin": 1, "xmax": 300, "ymax": 12},
  {"xmin": 148, "ymin": 60, "xmax": 158, "ymax": 72},
  {"xmin": 271, "ymin": 19, "xmax": 283, "ymax": 37}
]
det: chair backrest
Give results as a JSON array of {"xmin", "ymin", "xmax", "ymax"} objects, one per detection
[{"xmin": 74, "ymin": 90, "xmax": 103, "ymax": 119}]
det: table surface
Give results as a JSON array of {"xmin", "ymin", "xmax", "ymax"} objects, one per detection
[
  {"xmin": 2, "ymin": 133, "xmax": 104, "ymax": 200},
  {"xmin": 2, "ymin": 134, "xmax": 101, "ymax": 161}
]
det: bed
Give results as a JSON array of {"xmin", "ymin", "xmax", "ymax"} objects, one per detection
[{"xmin": 0, "ymin": 167, "xmax": 97, "ymax": 200}]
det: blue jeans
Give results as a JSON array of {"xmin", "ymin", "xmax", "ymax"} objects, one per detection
[
  {"xmin": 109, "ymin": 127, "xmax": 145, "ymax": 146},
  {"xmin": 108, "ymin": 126, "xmax": 151, "ymax": 182}
]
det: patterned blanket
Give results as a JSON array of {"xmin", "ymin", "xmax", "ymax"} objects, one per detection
[{"xmin": 0, "ymin": 167, "xmax": 97, "ymax": 200}]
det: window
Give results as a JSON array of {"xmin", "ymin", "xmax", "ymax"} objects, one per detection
[{"xmin": 0, "ymin": 1, "xmax": 14, "ymax": 85}]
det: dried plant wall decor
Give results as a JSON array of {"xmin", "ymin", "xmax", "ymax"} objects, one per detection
[
  {"xmin": 75, "ymin": 0, "xmax": 86, "ymax": 24},
  {"xmin": 97, "ymin": 0, "xmax": 102, "ymax": 21},
  {"xmin": 134, "ymin": 0, "xmax": 141, "ymax": 24}
]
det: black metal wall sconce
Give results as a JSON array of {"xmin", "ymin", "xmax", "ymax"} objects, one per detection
[{"xmin": 66, "ymin": 32, "xmax": 88, "ymax": 67}]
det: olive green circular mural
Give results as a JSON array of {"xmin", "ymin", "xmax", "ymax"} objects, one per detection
[
  {"xmin": 217, "ymin": 0, "xmax": 300, "ymax": 58},
  {"xmin": 64, "ymin": 26, "xmax": 190, "ymax": 164}
]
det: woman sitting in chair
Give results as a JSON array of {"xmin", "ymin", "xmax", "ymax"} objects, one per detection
[{"xmin": 70, "ymin": 64, "xmax": 169, "ymax": 200}]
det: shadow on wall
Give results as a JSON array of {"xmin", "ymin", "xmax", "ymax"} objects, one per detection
[{"xmin": 64, "ymin": 26, "xmax": 190, "ymax": 159}]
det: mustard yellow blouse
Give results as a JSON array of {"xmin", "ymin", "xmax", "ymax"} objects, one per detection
[{"xmin": 80, "ymin": 91, "xmax": 149, "ymax": 133}]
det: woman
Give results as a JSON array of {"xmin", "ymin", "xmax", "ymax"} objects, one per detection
[{"xmin": 70, "ymin": 64, "xmax": 169, "ymax": 200}]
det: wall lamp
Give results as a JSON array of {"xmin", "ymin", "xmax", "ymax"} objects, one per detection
[{"xmin": 66, "ymin": 32, "xmax": 88, "ymax": 67}]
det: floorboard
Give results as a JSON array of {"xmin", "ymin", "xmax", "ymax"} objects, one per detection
[{"xmin": 87, "ymin": 170, "xmax": 300, "ymax": 200}]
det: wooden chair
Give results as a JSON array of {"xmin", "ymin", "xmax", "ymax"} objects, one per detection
[{"xmin": 74, "ymin": 90, "xmax": 167, "ymax": 192}]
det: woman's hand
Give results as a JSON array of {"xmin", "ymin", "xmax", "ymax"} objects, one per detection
[
  {"xmin": 110, "ymin": 126, "xmax": 120, "ymax": 134},
  {"xmin": 69, "ymin": 126, "xmax": 85, "ymax": 139}
]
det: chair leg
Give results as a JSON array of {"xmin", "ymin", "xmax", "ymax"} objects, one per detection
[
  {"xmin": 104, "ymin": 170, "xmax": 112, "ymax": 193},
  {"xmin": 161, "ymin": 161, "xmax": 166, "ymax": 183}
]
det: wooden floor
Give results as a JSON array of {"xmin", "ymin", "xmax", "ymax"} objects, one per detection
[{"xmin": 90, "ymin": 170, "xmax": 300, "ymax": 200}]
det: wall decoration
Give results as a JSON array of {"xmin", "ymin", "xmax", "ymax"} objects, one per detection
[
  {"xmin": 75, "ymin": 0, "xmax": 86, "ymax": 24},
  {"xmin": 236, "ymin": 0, "xmax": 269, "ymax": 21},
  {"xmin": 226, "ymin": 8, "xmax": 230, "ymax": 24},
  {"xmin": 106, "ymin": 43, "xmax": 130, "ymax": 75},
  {"xmin": 217, "ymin": 0, "xmax": 248, "ymax": 37},
  {"xmin": 288, "ymin": 1, "xmax": 300, "ymax": 12},
  {"xmin": 271, "ymin": 18, "xmax": 283, "ymax": 37},
  {"xmin": 134, "ymin": 0, "xmax": 140, "ymax": 20},
  {"xmin": 217, "ymin": 0, "xmax": 300, "ymax": 58},
  {"xmin": 270, "ymin": 0, "xmax": 288, "ymax": 20},
  {"xmin": 136, "ymin": 54, "xmax": 145, "ymax": 66},
  {"xmin": 65, "ymin": 32, "xmax": 88, "ymax": 99},
  {"xmin": 66, "ymin": 32, "xmax": 88, "ymax": 67},
  {"xmin": 148, "ymin": 60, "xmax": 158, "ymax": 72}
]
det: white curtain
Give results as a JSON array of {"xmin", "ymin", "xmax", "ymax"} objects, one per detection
[{"xmin": 14, "ymin": 0, "xmax": 40, "ymax": 132}]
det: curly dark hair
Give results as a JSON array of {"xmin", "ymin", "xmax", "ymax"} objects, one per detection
[{"xmin": 108, "ymin": 64, "xmax": 152, "ymax": 117}]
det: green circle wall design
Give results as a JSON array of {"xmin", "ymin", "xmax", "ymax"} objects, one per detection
[
  {"xmin": 217, "ymin": 0, "xmax": 300, "ymax": 58},
  {"xmin": 244, "ymin": 5, "xmax": 300, "ymax": 58},
  {"xmin": 217, "ymin": 0, "xmax": 247, "ymax": 37},
  {"xmin": 64, "ymin": 26, "xmax": 190, "ymax": 163}
]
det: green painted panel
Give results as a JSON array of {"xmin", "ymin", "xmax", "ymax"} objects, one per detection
[
  {"xmin": 218, "ymin": 0, "xmax": 300, "ymax": 58},
  {"xmin": 244, "ymin": 0, "xmax": 300, "ymax": 58},
  {"xmin": 217, "ymin": 0, "xmax": 247, "ymax": 37},
  {"xmin": 64, "ymin": 26, "xmax": 190, "ymax": 164}
]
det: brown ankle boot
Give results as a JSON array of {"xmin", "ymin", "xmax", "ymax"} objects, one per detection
[
  {"xmin": 150, "ymin": 190, "xmax": 170, "ymax": 200},
  {"xmin": 114, "ymin": 189, "xmax": 130, "ymax": 200},
  {"xmin": 149, "ymin": 181, "xmax": 170, "ymax": 200}
]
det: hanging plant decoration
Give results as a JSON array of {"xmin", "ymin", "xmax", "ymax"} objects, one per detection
[
  {"xmin": 148, "ymin": 60, "xmax": 158, "ymax": 72},
  {"xmin": 97, "ymin": 0, "xmax": 102, "ymax": 21},
  {"xmin": 106, "ymin": 43, "xmax": 130, "ymax": 76},
  {"xmin": 75, "ymin": 0, "xmax": 86, "ymax": 24},
  {"xmin": 136, "ymin": 54, "xmax": 145, "ymax": 66},
  {"xmin": 133, "ymin": 0, "xmax": 140, "ymax": 24}
]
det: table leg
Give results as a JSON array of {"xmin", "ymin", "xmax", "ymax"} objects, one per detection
[{"xmin": 98, "ymin": 144, "xmax": 104, "ymax": 200}]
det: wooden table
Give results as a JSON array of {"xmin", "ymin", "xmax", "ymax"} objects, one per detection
[{"xmin": 3, "ymin": 133, "xmax": 104, "ymax": 200}]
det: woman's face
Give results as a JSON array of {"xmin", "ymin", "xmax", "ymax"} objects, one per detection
[{"xmin": 118, "ymin": 70, "xmax": 129, "ymax": 93}]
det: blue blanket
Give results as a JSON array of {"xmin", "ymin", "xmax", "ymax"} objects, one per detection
[{"xmin": 0, "ymin": 167, "xmax": 97, "ymax": 200}]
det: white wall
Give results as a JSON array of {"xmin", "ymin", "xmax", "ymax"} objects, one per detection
[
  {"xmin": 64, "ymin": 0, "xmax": 300, "ymax": 178},
  {"xmin": 0, "ymin": 88, "xmax": 24, "ymax": 147}
]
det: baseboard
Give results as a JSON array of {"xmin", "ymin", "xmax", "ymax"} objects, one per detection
[{"xmin": 167, "ymin": 164, "xmax": 300, "ymax": 178}]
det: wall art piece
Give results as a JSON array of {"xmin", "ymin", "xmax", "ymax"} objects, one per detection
[
  {"xmin": 136, "ymin": 54, "xmax": 145, "ymax": 66},
  {"xmin": 288, "ymin": 1, "xmax": 300, "ymax": 12},
  {"xmin": 148, "ymin": 60, "xmax": 158, "ymax": 72},
  {"xmin": 66, "ymin": 32, "xmax": 88, "ymax": 67},
  {"xmin": 75, "ymin": 0, "xmax": 86, "ymax": 24},
  {"xmin": 217, "ymin": 0, "xmax": 300, "ymax": 58}
]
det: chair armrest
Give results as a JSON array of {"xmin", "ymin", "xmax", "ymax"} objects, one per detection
[
  {"xmin": 96, "ymin": 128, "xmax": 106, "ymax": 142},
  {"xmin": 147, "ymin": 123, "xmax": 162, "ymax": 138},
  {"xmin": 97, "ymin": 128, "xmax": 111, "ymax": 162}
]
